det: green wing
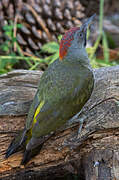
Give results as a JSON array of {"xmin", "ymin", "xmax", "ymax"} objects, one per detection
[{"xmin": 26, "ymin": 90, "xmax": 41, "ymax": 129}]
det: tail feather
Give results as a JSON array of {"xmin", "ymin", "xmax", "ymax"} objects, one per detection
[
  {"xmin": 6, "ymin": 130, "xmax": 53, "ymax": 164},
  {"xmin": 21, "ymin": 134, "xmax": 52, "ymax": 165},
  {"xmin": 21, "ymin": 143, "xmax": 43, "ymax": 165},
  {"xmin": 6, "ymin": 129, "xmax": 27, "ymax": 158}
]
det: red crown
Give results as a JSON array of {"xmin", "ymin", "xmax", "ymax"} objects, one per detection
[{"xmin": 59, "ymin": 27, "xmax": 80, "ymax": 60}]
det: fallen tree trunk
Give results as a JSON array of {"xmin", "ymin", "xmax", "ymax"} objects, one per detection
[{"xmin": 0, "ymin": 66, "xmax": 119, "ymax": 180}]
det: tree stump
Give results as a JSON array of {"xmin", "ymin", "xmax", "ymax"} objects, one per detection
[{"xmin": 0, "ymin": 66, "xmax": 119, "ymax": 180}]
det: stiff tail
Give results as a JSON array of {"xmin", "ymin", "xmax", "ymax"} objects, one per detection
[
  {"xmin": 6, "ymin": 130, "xmax": 53, "ymax": 165},
  {"xmin": 21, "ymin": 143, "xmax": 43, "ymax": 165},
  {"xmin": 5, "ymin": 129, "xmax": 27, "ymax": 158},
  {"xmin": 21, "ymin": 135, "xmax": 52, "ymax": 165}
]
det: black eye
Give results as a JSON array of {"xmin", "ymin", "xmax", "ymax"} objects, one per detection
[{"xmin": 79, "ymin": 33, "xmax": 83, "ymax": 37}]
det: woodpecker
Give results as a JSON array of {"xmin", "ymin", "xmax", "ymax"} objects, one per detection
[{"xmin": 6, "ymin": 14, "xmax": 95, "ymax": 164}]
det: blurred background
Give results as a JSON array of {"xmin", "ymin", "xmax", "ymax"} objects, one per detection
[{"xmin": 0, "ymin": 0, "xmax": 119, "ymax": 74}]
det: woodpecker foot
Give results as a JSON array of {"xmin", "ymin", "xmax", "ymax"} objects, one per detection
[
  {"xmin": 68, "ymin": 110, "xmax": 83, "ymax": 125},
  {"xmin": 77, "ymin": 113, "xmax": 87, "ymax": 139},
  {"xmin": 67, "ymin": 111, "xmax": 87, "ymax": 139}
]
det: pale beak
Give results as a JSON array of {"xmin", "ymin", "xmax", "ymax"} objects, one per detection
[{"xmin": 80, "ymin": 14, "xmax": 96, "ymax": 33}]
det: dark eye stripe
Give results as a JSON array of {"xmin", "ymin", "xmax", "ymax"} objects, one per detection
[{"xmin": 84, "ymin": 33, "xmax": 86, "ymax": 47}]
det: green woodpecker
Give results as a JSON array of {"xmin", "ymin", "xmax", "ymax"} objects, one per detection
[{"xmin": 6, "ymin": 14, "xmax": 95, "ymax": 164}]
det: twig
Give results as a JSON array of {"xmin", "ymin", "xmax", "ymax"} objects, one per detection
[{"xmin": 13, "ymin": 14, "xmax": 19, "ymax": 52}]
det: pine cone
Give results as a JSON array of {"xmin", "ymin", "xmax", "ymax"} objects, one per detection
[{"xmin": 0, "ymin": 0, "xmax": 85, "ymax": 55}]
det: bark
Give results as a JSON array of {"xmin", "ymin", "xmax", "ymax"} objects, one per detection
[{"xmin": 0, "ymin": 66, "xmax": 119, "ymax": 180}]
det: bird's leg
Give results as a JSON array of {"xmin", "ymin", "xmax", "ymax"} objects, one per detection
[
  {"xmin": 68, "ymin": 110, "xmax": 87, "ymax": 139},
  {"xmin": 77, "ymin": 113, "xmax": 87, "ymax": 139},
  {"xmin": 68, "ymin": 110, "xmax": 83, "ymax": 125}
]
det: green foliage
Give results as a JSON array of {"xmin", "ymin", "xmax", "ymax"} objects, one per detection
[
  {"xmin": 0, "ymin": 21, "xmax": 47, "ymax": 73},
  {"xmin": 105, "ymin": 32, "xmax": 116, "ymax": 49},
  {"xmin": 40, "ymin": 35, "xmax": 63, "ymax": 64},
  {"xmin": 0, "ymin": 21, "xmax": 22, "ymax": 73},
  {"xmin": 41, "ymin": 42, "xmax": 59, "ymax": 54},
  {"xmin": 102, "ymin": 31, "xmax": 109, "ymax": 62},
  {"xmin": 0, "ymin": 53, "xmax": 16, "ymax": 74},
  {"xmin": 41, "ymin": 42, "xmax": 59, "ymax": 64},
  {"xmin": 88, "ymin": 0, "xmax": 119, "ymax": 68}
]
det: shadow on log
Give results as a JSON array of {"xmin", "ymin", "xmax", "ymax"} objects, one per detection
[{"xmin": 0, "ymin": 66, "xmax": 119, "ymax": 180}]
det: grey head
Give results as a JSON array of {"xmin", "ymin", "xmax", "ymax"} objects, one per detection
[{"xmin": 59, "ymin": 14, "xmax": 96, "ymax": 64}]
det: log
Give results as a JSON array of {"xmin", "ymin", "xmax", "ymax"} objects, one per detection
[{"xmin": 0, "ymin": 66, "xmax": 119, "ymax": 180}]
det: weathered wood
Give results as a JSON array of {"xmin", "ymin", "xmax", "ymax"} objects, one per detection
[{"xmin": 0, "ymin": 66, "xmax": 119, "ymax": 180}]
